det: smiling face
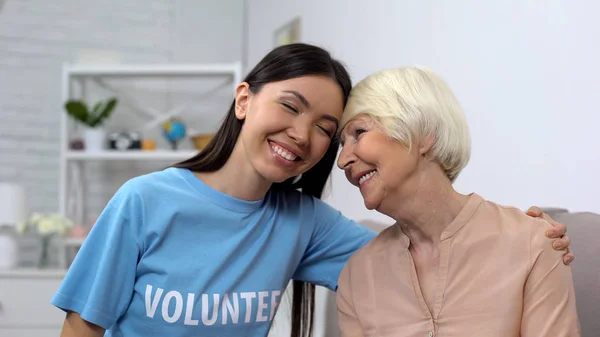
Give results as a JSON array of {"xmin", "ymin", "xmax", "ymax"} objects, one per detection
[
  {"xmin": 338, "ymin": 115, "xmax": 423, "ymax": 211},
  {"xmin": 235, "ymin": 75, "xmax": 344, "ymax": 183}
]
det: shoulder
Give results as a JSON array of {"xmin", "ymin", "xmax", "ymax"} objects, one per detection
[
  {"xmin": 270, "ymin": 188, "xmax": 318, "ymax": 206},
  {"xmin": 101, "ymin": 168, "xmax": 188, "ymax": 217},
  {"xmin": 527, "ymin": 217, "xmax": 558, "ymax": 263},
  {"xmin": 115, "ymin": 167, "xmax": 188, "ymax": 200},
  {"xmin": 123, "ymin": 167, "xmax": 184, "ymax": 192},
  {"xmin": 477, "ymin": 198, "xmax": 542, "ymax": 234},
  {"xmin": 338, "ymin": 226, "xmax": 394, "ymax": 295},
  {"xmin": 269, "ymin": 188, "xmax": 336, "ymax": 218},
  {"xmin": 477, "ymin": 197, "xmax": 556, "ymax": 256},
  {"xmin": 344, "ymin": 225, "xmax": 395, "ymax": 274}
]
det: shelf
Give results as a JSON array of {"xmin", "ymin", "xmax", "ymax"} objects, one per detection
[
  {"xmin": 62, "ymin": 237, "xmax": 86, "ymax": 246},
  {"xmin": 66, "ymin": 63, "xmax": 241, "ymax": 78},
  {"xmin": 65, "ymin": 150, "xmax": 199, "ymax": 161},
  {"xmin": 0, "ymin": 268, "xmax": 67, "ymax": 279}
]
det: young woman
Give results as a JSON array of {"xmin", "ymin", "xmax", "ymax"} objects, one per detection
[{"xmin": 51, "ymin": 43, "xmax": 573, "ymax": 337}]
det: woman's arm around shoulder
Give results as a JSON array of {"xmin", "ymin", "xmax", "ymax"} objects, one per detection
[
  {"xmin": 51, "ymin": 179, "xmax": 145, "ymax": 333},
  {"xmin": 292, "ymin": 196, "xmax": 377, "ymax": 290},
  {"xmin": 521, "ymin": 217, "xmax": 581, "ymax": 336}
]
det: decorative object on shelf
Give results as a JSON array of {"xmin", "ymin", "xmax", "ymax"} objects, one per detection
[
  {"xmin": 142, "ymin": 138, "xmax": 157, "ymax": 151},
  {"xmin": 162, "ymin": 117, "xmax": 187, "ymax": 150},
  {"xmin": 69, "ymin": 139, "xmax": 84, "ymax": 150},
  {"xmin": 69, "ymin": 224, "xmax": 87, "ymax": 238},
  {"xmin": 16, "ymin": 213, "xmax": 74, "ymax": 268},
  {"xmin": 64, "ymin": 97, "xmax": 118, "ymax": 152},
  {"xmin": 273, "ymin": 16, "xmax": 301, "ymax": 47},
  {"xmin": 108, "ymin": 131, "xmax": 142, "ymax": 151},
  {"xmin": 191, "ymin": 133, "xmax": 215, "ymax": 150},
  {"xmin": 0, "ymin": 183, "xmax": 27, "ymax": 270}
]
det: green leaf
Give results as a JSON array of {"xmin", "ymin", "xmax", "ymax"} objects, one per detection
[
  {"xmin": 64, "ymin": 100, "xmax": 90, "ymax": 125},
  {"xmin": 89, "ymin": 98, "xmax": 118, "ymax": 127},
  {"xmin": 91, "ymin": 101, "xmax": 103, "ymax": 114}
]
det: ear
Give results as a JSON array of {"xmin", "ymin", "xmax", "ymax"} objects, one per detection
[
  {"xmin": 418, "ymin": 135, "xmax": 435, "ymax": 157},
  {"xmin": 234, "ymin": 82, "xmax": 251, "ymax": 120}
]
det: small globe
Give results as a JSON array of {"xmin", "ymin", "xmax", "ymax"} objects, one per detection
[{"xmin": 162, "ymin": 118, "xmax": 186, "ymax": 150}]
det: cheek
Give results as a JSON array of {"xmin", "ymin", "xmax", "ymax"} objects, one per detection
[
  {"xmin": 308, "ymin": 134, "xmax": 332, "ymax": 161},
  {"xmin": 354, "ymin": 143, "xmax": 377, "ymax": 163}
]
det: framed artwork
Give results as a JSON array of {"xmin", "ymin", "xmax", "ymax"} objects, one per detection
[{"xmin": 273, "ymin": 17, "xmax": 301, "ymax": 47}]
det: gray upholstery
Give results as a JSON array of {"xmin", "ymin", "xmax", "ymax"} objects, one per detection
[{"xmin": 547, "ymin": 210, "xmax": 600, "ymax": 336}]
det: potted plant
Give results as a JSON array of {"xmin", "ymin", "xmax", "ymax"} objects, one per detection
[{"xmin": 64, "ymin": 98, "xmax": 118, "ymax": 151}]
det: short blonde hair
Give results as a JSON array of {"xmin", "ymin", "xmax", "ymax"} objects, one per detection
[{"xmin": 341, "ymin": 66, "xmax": 471, "ymax": 182}]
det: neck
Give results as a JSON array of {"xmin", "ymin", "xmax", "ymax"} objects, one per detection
[
  {"xmin": 194, "ymin": 141, "xmax": 272, "ymax": 201},
  {"xmin": 381, "ymin": 166, "xmax": 469, "ymax": 251}
]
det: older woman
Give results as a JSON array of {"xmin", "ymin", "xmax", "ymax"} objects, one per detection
[{"xmin": 335, "ymin": 67, "xmax": 580, "ymax": 337}]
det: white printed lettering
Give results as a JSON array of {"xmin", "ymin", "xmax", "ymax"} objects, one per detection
[
  {"xmin": 240, "ymin": 292, "xmax": 256, "ymax": 323},
  {"xmin": 145, "ymin": 285, "xmax": 163, "ymax": 318},
  {"xmin": 185, "ymin": 293, "xmax": 199, "ymax": 326},
  {"xmin": 270, "ymin": 290, "xmax": 281, "ymax": 321},
  {"xmin": 201, "ymin": 293, "xmax": 220, "ymax": 325},
  {"xmin": 221, "ymin": 293, "xmax": 239, "ymax": 324},
  {"xmin": 256, "ymin": 291, "xmax": 269, "ymax": 322},
  {"xmin": 143, "ymin": 285, "xmax": 283, "ymax": 326},
  {"xmin": 162, "ymin": 290, "xmax": 183, "ymax": 323}
]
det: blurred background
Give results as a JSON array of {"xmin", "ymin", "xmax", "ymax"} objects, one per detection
[{"xmin": 0, "ymin": 1, "xmax": 598, "ymax": 336}]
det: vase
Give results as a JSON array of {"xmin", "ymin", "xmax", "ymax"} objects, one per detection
[
  {"xmin": 84, "ymin": 128, "xmax": 106, "ymax": 152},
  {"xmin": 38, "ymin": 234, "xmax": 61, "ymax": 269}
]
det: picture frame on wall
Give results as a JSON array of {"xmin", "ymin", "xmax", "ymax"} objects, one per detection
[{"xmin": 273, "ymin": 17, "xmax": 301, "ymax": 47}]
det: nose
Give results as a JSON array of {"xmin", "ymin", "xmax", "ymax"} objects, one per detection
[
  {"xmin": 337, "ymin": 143, "xmax": 357, "ymax": 170},
  {"xmin": 287, "ymin": 121, "xmax": 310, "ymax": 147}
]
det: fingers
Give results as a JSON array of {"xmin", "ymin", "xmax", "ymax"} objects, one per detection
[
  {"xmin": 526, "ymin": 206, "xmax": 554, "ymax": 223},
  {"xmin": 552, "ymin": 235, "xmax": 570, "ymax": 250},
  {"xmin": 526, "ymin": 206, "xmax": 567, "ymax": 238},
  {"xmin": 526, "ymin": 206, "xmax": 542, "ymax": 217},
  {"xmin": 546, "ymin": 221, "xmax": 567, "ymax": 238},
  {"xmin": 563, "ymin": 249, "xmax": 575, "ymax": 265},
  {"xmin": 527, "ymin": 206, "xmax": 574, "ymax": 266}
]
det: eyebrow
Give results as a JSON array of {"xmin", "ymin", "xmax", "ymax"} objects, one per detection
[
  {"xmin": 282, "ymin": 90, "xmax": 311, "ymax": 108},
  {"xmin": 282, "ymin": 90, "xmax": 339, "ymax": 127},
  {"xmin": 321, "ymin": 114, "xmax": 339, "ymax": 127}
]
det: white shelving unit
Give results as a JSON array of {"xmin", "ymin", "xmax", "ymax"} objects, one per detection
[
  {"xmin": 64, "ymin": 150, "xmax": 198, "ymax": 161},
  {"xmin": 59, "ymin": 62, "xmax": 243, "ymax": 225}
]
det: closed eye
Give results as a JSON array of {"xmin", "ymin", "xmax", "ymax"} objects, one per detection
[
  {"xmin": 317, "ymin": 124, "xmax": 334, "ymax": 137},
  {"xmin": 281, "ymin": 102, "xmax": 298, "ymax": 113}
]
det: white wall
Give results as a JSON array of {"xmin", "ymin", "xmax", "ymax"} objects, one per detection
[
  {"xmin": 0, "ymin": 0, "xmax": 244, "ymax": 216},
  {"xmin": 247, "ymin": 0, "xmax": 600, "ymax": 225}
]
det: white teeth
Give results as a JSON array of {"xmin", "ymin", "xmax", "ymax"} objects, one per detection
[
  {"xmin": 359, "ymin": 171, "xmax": 376, "ymax": 185},
  {"xmin": 271, "ymin": 144, "xmax": 297, "ymax": 161}
]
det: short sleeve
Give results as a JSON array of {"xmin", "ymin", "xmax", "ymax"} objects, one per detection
[
  {"xmin": 337, "ymin": 263, "xmax": 365, "ymax": 337},
  {"xmin": 292, "ymin": 198, "xmax": 376, "ymax": 291},
  {"xmin": 51, "ymin": 181, "xmax": 144, "ymax": 330},
  {"xmin": 520, "ymin": 218, "xmax": 581, "ymax": 336}
]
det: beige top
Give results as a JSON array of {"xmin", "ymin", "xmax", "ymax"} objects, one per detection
[{"xmin": 337, "ymin": 193, "xmax": 580, "ymax": 337}]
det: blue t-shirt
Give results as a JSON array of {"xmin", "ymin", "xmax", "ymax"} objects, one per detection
[{"xmin": 51, "ymin": 167, "xmax": 375, "ymax": 337}]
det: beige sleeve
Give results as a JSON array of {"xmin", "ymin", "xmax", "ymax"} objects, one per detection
[
  {"xmin": 336, "ymin": 263, "xmax": 365, "ymax": 337},
  {"xmin": 521, "ymin": 218, "xmax": 581, "ymax": 337}
]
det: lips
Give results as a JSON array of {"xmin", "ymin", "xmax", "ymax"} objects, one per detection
[
  {"xmin": 268, "ymin": 140, "xmax": 302, "ymax": 162},
  {"xmin": 358, "ymin": 171, "xmax": 376, "ymax": 185}
]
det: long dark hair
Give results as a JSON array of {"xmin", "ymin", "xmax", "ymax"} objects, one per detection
[{"xmin": 172, "ymin": 43, "xmax": 352, "ymax": 337}]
